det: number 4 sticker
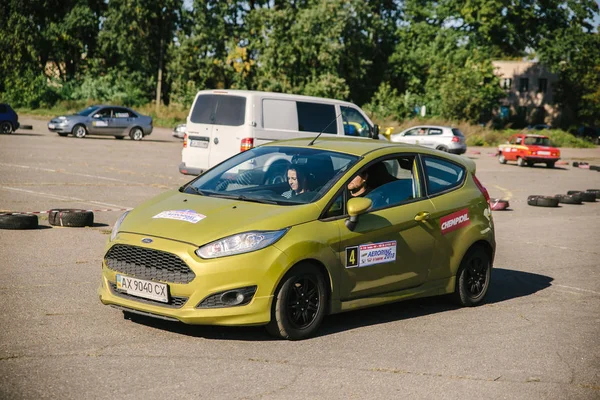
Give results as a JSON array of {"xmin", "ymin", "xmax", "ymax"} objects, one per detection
[{"xmin": 346, "ymin": 246, "xmax": 358, "ymax": 268}]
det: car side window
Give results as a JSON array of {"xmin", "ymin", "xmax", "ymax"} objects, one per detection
[
  {"xmin": 363, "ymin": 156, "xmax": 422, "ymax": 210},
  {"xmin": 428, "ymin": 129, "xmax": 443, "ymax": 135},
  {"xmin": 96, "ymin": 108, "xmax": 113, "ymax": 118},
  {"xmin": 113, "ymin": 108, "xmax": 133, "ymax": 118},
  {"xmin": 341, "ymin": 106, "xmax": 370, "ymax": 137},
  {"xmin": 297, "ymin": 102, "xmax": 337, "ymax": 134},
  {"xmin": 404, "ymin": 128, "xmax": 420, "ymax": 136},
  {"xmin": 422, "ymin": 156, "xmax": 465, "ymax": 196}
]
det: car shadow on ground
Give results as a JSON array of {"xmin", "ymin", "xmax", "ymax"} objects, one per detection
[
  {"xmin": 80, "ymin": 136, "xmax": 179, "ymax": 144},
  {"xmin": 123, "ymin": 268, "xmax": 552, "ymax": 341},
  {"xmin": 504, "ymin": 164, "xmax": 568, "ymax": 171},
  {"xmin": 11, "ymin": 133, "xmax": 45, "ymax": 137}
]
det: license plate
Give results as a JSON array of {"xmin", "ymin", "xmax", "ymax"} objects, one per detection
[
  {"xmin": 48, "ymin": 124, "xmax": 55, "ymax": 129},
  {"xmin": 538, "ymin": 151, "xmax": 550, "ymax": 155},
  {"xmin": 116, "ymin": 274, "xmax": 168, "ymax": 303},
  {"xmin": 190, "ymin": 140, "xmax": 208, "ymax": 148}
]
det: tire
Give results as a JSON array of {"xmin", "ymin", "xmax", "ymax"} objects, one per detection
[
  {"xmin": 517, "ymin": 157, "xmax": 526, "ymax": 167},
  {"xmin": 555, "ymin": 194, "xmax": 582, "ymax": 204},
  {"xmin": 490, "ymin": 198, "xmax": 509, "ymax": 210},
  {"xmin": 72, "ymin": 124, "xmax": 87, "ymax": 138},
  {"xmin": 498, "ymin": 154, "xmax": 506, "ymax": 164},
  {"xmin": 1, "ymin": 121, "xmax": 13, "ymax": 134},
  {"xmin": 590, "ymin": 165, "xmax": 600, "ymax": 171},
  {"xmin": 436, "ymin": 146, "xmax": 449, "ymax": 152},
  {"xmin": 546, "ymin": 161, "xmax": 555, "ymax": 168},
  {"xmin": 57, "ymin": 133, "xmax": 68, "ymax": 137},
  {"xmin": 115, "ymin": 136, "xmax": 125, "ymax": 140},
  {"xmin": 129, "ymin": 127, "xmax": 144, "ymax": 141},
  {"xmin": 527, "ymin": 195, "xmax": 559, "ymax": 207},
  {"xmin": 48, "ymin": 209, "xmax": 94, "ymax": 227},
  {"xmin": 453, "ymin": 246, "xmax": 491, "ymax": 307},
  {"xmin": 567, "ymin": 190, "xmax": 596, "ymax": 202},
  {"xmin": 0, "ymin": 213, "xmax": 38, "ymax": 230},
  {"xmin": 265, "ymin": 263, "xmax": 328, "ymax": 340}
]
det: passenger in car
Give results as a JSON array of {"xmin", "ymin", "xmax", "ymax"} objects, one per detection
[
  {"xmin": 347, "ymin": 171, "xmax": 372, "ymax": 197},
  {"xmin": 282, "ymin": 165, "xmax": 310, "ymax": 199}
]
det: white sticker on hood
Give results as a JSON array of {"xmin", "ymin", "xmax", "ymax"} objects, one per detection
[{"xmin": 153, "ymin": 209, "xmax": 206, "ymax": 224}]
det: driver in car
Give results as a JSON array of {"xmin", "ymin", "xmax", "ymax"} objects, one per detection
[{"xmin": 282, "ymin": 165, "xmax": 310, "ymax": 199}]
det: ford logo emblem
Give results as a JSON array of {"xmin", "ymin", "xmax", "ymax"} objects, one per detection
[{"xmin": 141, "ymin": 238, "xmax": 153, "ymax": 244}]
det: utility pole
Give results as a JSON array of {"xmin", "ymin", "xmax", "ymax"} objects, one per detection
[{"xmin": 155, "ymin": 37, "xmax": 163, "ymax": 114}]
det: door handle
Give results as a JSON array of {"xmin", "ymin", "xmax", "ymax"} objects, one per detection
[{"xmin": 414, "ymin": 211, "xmax": 430, "ymax": 222}]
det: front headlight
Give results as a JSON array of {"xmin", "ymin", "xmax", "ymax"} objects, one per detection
[
  {"xmin": 110, "ymin": 210, "xmax": 130, "ymax": 241},
  {"xmin": 196, "ymin": 229, "xmax": 288, "ymax": 259}
]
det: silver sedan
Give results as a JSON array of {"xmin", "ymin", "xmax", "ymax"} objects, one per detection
[{"xmin": 48, "ymin": 105, "xmax": 153, "ymax": 140}]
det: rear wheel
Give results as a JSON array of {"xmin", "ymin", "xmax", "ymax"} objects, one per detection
[
  {"xmin": 129, "ymin": 127, "xmax": 144, "ymax": 141},
  {"xmin": 453, "ymin": 246, "xmax": 491, "ymax": 307},
  {"xmin": 72, "ymin": 124, "xmax": 87, "ymax": 138},
  {"xmin": 266, "ymin": 263, "xmax": 328, "ymax": 340},
  {"xmin": 436, "ymin": 145, "xmax": 449, "ymax": 152},
  {"xmin": 1, "ymin": 121, "xmax": 13, "ymax": 134},
  {"xmin": 546, "ymin": 161, "xmax": 555, "ymax": 168}
]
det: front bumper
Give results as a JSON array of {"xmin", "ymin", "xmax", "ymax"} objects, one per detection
[
  {"xmin": 98, "ymin": 232, "xmax": 288, "ymax": 326},
  {"xmin": 48, "ymin": 122, "xmax": 72, "ymax": 133}
]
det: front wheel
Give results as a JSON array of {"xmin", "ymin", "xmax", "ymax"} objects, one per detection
[
  {"xmin": 129, "ymin": 127, "xmax": 144, "ymax": 141},
  {"xmin": 72, "ymin": 124, "xmax": 87, "ymax": 138},
  {"xmin": 453, "ymin": 246, "xmax": 491, "ymax": 307},
  {"xmin": 517, "ymin": 157, "xmax": 526, "ymax": 167},
  {"xmin": 266, "ymin": 263, "xmax": 328, "ymax": 340},
  {"xmin": 0, "ymin": 121, "xmax": 13, "ymax": 134},
  {"xmin": 498, "ymin": 154, "xmax": 506, "ymax": 164}
]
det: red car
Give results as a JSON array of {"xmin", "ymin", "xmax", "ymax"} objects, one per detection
[{"xmin": 497, "ymin": 134, "xmax": 560, "ymax": 168}]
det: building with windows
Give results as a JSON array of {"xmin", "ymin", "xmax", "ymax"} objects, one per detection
[{"xmin": 492, "ymin": 61, "xmax": 558, "ymax": 127}]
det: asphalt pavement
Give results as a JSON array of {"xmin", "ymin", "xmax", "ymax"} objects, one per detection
[{"xmin": 1, "ymin": 116, "xmax": 599, "ymax": 400}]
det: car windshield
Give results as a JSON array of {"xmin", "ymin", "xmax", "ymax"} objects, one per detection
[
  {"xmin": 77, "ymin": 106, "xmax": 101, "ymax": 117},
  {"xmin": 524, "ymin": 137, "xmax": 551, "ymax": 146},
  {"xmin": 182, "ymin": 146, "xmax": 359, "ymax": 205}
]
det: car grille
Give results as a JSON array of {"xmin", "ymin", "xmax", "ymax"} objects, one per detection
[
  {"xmin": 105, "ymin": 244, "xmax": 196, "ymax": 284},
  {"xmin": 108, "ymin": 282, "xmax": 188, "ymax": 308}
]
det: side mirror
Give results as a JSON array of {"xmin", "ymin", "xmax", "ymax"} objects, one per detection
[
  {"xmin": 345, "ymin": 197, "xmax": 372, "ymax": 231},
  {"xmin": 371, "ymin": 124, "xmax": 380, "ymax": 140}
]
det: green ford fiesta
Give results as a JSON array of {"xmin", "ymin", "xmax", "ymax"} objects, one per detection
[{"xmin": 99, "ymin": 137, "xmax": 495, "ymax": 340}]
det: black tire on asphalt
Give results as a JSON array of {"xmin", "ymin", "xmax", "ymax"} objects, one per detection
[
  {"xmin": 546, "ymin": 161, "xmax": 555, "ymax": 168},
  {"xmin": 555, "ymin": 194, "xmax": 583, "ymax": 205},
  {"xmin": 527, "ymin": 195, "xmax": 560, "ymax": 207},
  {"xmin": 1, "ymin": 121, "xmax": 13, "ymax": 134},
  {"xmin": 48, "ymin": 209, "xmax": 94, "ymax": 227},
  {"xmin": 590, "ymin": 165, "xmax": 600, "ymax": 171},
  {"xmin": 436, "ymin": 146, "xmax": 449, "ymax": 152},
  {"xmin": 490, "ymin": 198, "xmax": 509, "ymax": 210},
  {"xmin": 19, "ymin": 124, "xmax": 33, "ymax": 130},
  {"xmin": 567, "ymin": 191, "xmax": 596, "ymax": 202},
  {"xmin": 265, "ymin": 263, "xmax": 328, "ymax": 340},
  {"xmin": 452, "ymin": 246, "xmax": 492, "ymax": 307},
  {"xmin": 0, "ymin": 213, "xmax": 39, "ymax": 230}
]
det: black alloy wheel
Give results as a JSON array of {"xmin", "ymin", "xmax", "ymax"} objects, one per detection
[
  {"xmin": 453, "ymin": 246, "xmax": 491, "ymax": 307},
  {"xmin": 266, "ymin": 263, "xmax": 327, "ymax": 340},
  {"xmin": 1, "ymin": 121, "xmax": 13, "ymax": 134}
]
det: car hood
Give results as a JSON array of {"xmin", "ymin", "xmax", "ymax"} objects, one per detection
[{"xmin": 117, "ymin": 190, "xmax": 321, "ymax": 247}]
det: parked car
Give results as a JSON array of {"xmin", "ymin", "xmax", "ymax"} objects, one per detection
[
  {"xmin": 179, "ymin": 90, "xmax": 383, "ymax": 176},
  {"xmin": 389, "ymin": 125, "xmax": 467, "ymax": 154},
  {"xmin": 173, "ymin": 123, "xmax": 186, "ymax": 139},
  {"xmin": 497, "ymin": 134, "xmax": 560, "ymax": 168},
  {"xmin": 48, "ymin": 105, "xmax": 153, "ymax": 140},
  {"xmin": 0, "ymin": 103, "xmax": 19, "ymax": 134},
  {"xmin": 99, "ymin": 137, "xmax": 495, "ymax": 340}
]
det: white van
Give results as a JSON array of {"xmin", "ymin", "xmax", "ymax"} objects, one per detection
[{"xmin": 179, "ymin": 90, "xmax": 382, "ymax": 175}]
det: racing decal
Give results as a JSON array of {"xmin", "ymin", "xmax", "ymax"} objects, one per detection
[
  {"xmin": 346, "ymin": 241, "xmax": 397, "ymax": 268},
  {"xmin": 346, "ymin": 246, "xmax": 358, "ymax": 268},
  {"xmin": 440, "ymin": 208, "xmax": 470, "ymax": 234},
  {"xmin": 152, "ymin": 209, "xmax": 206, "ymax": 224}
]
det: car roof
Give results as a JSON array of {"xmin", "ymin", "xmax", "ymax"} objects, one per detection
[
  {"xmin": 523, "ymin": 134, "xmax": 549, "ymax": 138},
  {"xmin": 194, "ymin": 89, "xmax": 361, "ymax": 108}
]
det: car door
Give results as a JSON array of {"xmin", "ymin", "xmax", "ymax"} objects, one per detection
[
  {"xmin": 325, "ymin": 155, "xmax": 436, "ymax": 300},
  {"xmin": 111, "ymin": 107, "xmax": 135, "ymax": 135},
  {"xmin": 395, "ymin": 127, "xmax": 420, "ymax": 145},
  {"xmin": 423, "ymin": 127, "xmax": 443, "ymax": 148},
  {"xmin": 90, "ymin": 107, "xmax": 114, "ymax": 135}
]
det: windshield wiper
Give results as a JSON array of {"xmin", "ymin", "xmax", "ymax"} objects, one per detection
[
  {"xmin": 180, "ymin": 185, "xmax": 209, "ymax": 196},
  {"xmin": 212, "ymin": 193, "xmax": 279, "ymax": 205}
]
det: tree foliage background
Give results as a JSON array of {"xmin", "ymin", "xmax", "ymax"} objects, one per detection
[{"xmin": 0, "ymin": 0, "xmax": 598, "ymax": 128}]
